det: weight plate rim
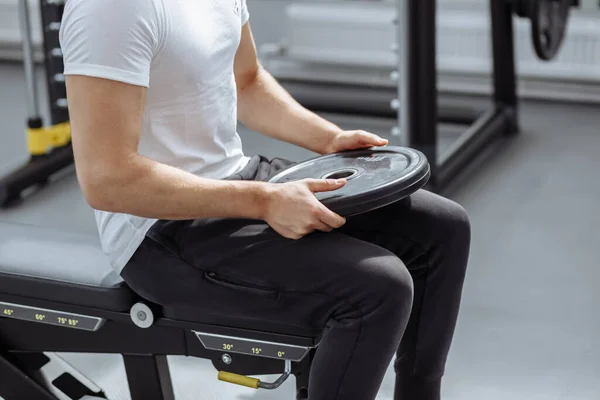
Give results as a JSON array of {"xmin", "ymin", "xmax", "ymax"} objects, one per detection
[
  {"xmin": 268, "ymin": 146, "xmax": 430, "ymax": 217},
  {"xmin": 323, "ymin": 161, "xmax": 431, "ymax": 217},
  {"xmin": 336, "ymin": 171, "xmax": 429, "ymax": 217},
  {"xmin": 268, "ymin": 146, "xmax": 427, "ymax": 191}
]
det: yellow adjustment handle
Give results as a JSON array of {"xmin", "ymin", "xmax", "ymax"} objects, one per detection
[
  {"xmin": 217, "ymin": 371, "xmax": 260, "ymax": 389},
  {"xmin": 27, "ymin": 122, "xmax": 71, "ymax": 156}
]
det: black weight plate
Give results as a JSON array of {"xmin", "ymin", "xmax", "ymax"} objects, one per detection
[
  {"xmin": 531, "ymin": 0, "xmax": 571, "ymax": 61},
  {"xmin": 268, "ymin": 146, "xmax": 430, "ymax": 217}
]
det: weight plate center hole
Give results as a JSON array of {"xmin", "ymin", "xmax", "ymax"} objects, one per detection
[{"xmin": 323, "ymin": 169, "xmax": 359, "ymax": 180}]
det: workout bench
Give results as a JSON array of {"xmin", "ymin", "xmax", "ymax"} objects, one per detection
[{"xmin": 0, "ymin": 222, "xmax": 318, "ymax": 400}]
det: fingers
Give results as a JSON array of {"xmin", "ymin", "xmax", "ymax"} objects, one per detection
[
  {"xmin": 301, "ymin": 180, "xmax": 347, "ymax": 228},
  {"xmin": 358, "ymin": 131, "xmax": 388, "ymax": 146},
  {"xmin": 288, "ymin": 207, "xmax": 344, "ymax": 239},
  {"xmin": 280, "ymin": 222, "xmax": 330, "ymax": 240},
  {"xmin": 312, "ymin": 220, "xmax": 334, "ymax": 233},
  {"xmin": 304, "ymin": 178, "xmax": 347, "ymax": 193},
  {"xmin": 317, "ymin": 204, "xmax": 346, "ymax": 229}
]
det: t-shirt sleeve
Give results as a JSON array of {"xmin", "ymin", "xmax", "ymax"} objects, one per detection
[
  {"xmin": 241, "ymin": 0, "xmax": 250, "ymax": 25},
  {"xmin": 59, "ymin": 0, "xmax": 163, "ymax": 88}
]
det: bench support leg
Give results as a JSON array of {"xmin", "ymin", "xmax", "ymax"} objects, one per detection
[
  {"xmin": 294, "ymin": 351, "xmax": 313, "ymax": 400},
  {"xmin": 123, "ymin": 354, "xmax": 175, "ymax": 400},
  {"xmin": 295, "ymin": 370, "xmax": 309, "ymax": 400},
  {"xmin": 0, "ymin": 351, "xmax": 56, "ymax": 400}
]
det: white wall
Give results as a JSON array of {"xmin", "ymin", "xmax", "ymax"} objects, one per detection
[
  {"xmin": 261, "ymin": 0, "xmax": 600, "ymax": 102},
  {"xmin": 1, "ymin": 0, "xmax": 599, "ymax": 60},
  {"xmin": 2, "ymin": 0, "xmax": 600, "ymax": 101}
]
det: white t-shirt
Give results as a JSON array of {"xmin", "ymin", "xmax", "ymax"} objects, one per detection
[{"xmin": 59, "ymin": 0, "xmax": 251, "ymax": 274}]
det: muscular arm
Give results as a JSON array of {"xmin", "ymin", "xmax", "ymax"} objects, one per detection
[
  {"xmin": 235, "ymin": 23, "xmax": 342, "ymax": 155},
  {"xmin": 66, "ymin": 75, "xmax": 268, "ymax": 220}
]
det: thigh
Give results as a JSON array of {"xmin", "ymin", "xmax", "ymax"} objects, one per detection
[
  {"xmin": 339, "ymin": 189, "xmax": 470, "ymax": 273},
  {"xmin": 125, "ymin": 217, "xmax": 410, "ymax": 332}
]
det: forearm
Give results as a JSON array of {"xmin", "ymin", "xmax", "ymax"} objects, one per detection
[
  {"xmin": 237, "ymin": 66, "xmax": 341, "ymax": 154},
  {"xmin": 87, "ymin": 155, "xmax": 267, "ymax": 220}
]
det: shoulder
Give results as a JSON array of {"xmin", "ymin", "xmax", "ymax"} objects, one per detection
[
  {"xmin": 60, "ymin": 0, "xmax": 165, "ymax": 50},
  {"xmin": 61, "ymin": 0, "xmax": 163, "ymax": 31},
  {"xmin": 60, "ymin": 0, "xmax": 166, "ymax": 87}
]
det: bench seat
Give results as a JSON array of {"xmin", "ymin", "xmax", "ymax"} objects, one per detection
[
  {"xmin": 0, "ymin": 222, "xmax": 134, "ymax": 311},
  {"xmin": 0, "ymin": 222, "xmax": 315, "ymax": 399},
  {"xmin": 0, "ymin": 222, "xmax": 322, "ymax": 339}
]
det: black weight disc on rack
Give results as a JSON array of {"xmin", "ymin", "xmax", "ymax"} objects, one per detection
[
  {"xmin": 268, "ymin": 146, "xmax": 430, "ymax": 217},
  {"xmin": 531, "ymin": 0, "xmax": 571, "ymax": 61}
]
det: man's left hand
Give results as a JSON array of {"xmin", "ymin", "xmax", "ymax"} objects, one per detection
[{"xmin": 325, "ymin": 130, "xmax": 389, "ymax": 154}]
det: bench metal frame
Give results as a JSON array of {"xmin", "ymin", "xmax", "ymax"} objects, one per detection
[{"xmin": 0, "ymin": 291, "xmax": 317, "ymax": 400}]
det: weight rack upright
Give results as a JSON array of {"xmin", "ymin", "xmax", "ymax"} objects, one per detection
[
  {"xmin": 0, "ymin": 0, "xmax": 72, "ymax": 207},
  {"xmin": 394, "ymin": 0, "xmax": 519, "ymax": 191}
]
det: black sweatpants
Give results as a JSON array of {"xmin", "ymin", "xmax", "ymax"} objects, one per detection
[{"xmin": 121, "ymin": 155, "xmax": 471, "ymax": 400}]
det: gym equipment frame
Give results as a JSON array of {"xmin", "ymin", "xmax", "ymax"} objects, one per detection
[
  {"xmin": 395, "ymin": 0, "xmax": 520, "ymax": 190},
  {"xmin": 0, "ymin": 224, "xmax": 318, "ymax": 400},
  {"xmin": 0, "ymin": 0, "xmax": 72, "ymax": 208},
  {"xmin": 397, "ymin": 0, "xmax": 577, "ymax": 189},
  {"xmin": 0, "ymin": 295, "xmax": 317, "ymax": 399},
  {"xmin": 269, "ymin": 0, "xmax": 576, "ymax": 192}
]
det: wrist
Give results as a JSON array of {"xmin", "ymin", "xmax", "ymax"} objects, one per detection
[
  {"xmin": 248, "ymin": 181, "xmax": 274, "ymax": 220},
  {"xmin": 320, "ymin": 127, "xmax": 343, "ymax": 155}
]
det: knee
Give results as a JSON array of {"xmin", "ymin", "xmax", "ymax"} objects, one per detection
[
  {"xmin": 385, "ymin": 259, "xmax": 415, "ymax": 317},
  {"xmin": 360, "ymin": 254, "xmax": 414, "ymax": 317},
  {"xmin": 447, "ymin": 201, "xmax": 471, "ymax": 245},
  {"xmin": 437, "ymin": 200, "xmax": 471, "ymax": 280},
  {"xmin": 430, "ymin": 198, "xmax": 471, "ymax": 254}
]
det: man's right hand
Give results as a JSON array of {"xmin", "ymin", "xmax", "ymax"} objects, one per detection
[{"xmin": 263, "ymin": 179, "xmax": 348, "ymax": 240}]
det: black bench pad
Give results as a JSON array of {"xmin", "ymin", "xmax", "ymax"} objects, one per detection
[
  {"xmin": 0, "ymin": 272, "xmax": 135, "ymax": 312},
  {"xmin": 0, "ymin": 222, "xmax": 135, "ymax": 312}
]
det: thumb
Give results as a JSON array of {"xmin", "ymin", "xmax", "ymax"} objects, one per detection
[{"xmin": 304, "ymin": 178, "xmax": 347, "ymax": 193}]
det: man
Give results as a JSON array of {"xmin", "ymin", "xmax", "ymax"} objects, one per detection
[{"xmin": 59, "ymin": 0, "xmax": 470, "ymax": 399}]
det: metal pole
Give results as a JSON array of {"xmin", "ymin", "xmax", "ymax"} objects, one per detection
[
  {"xmin": 396, "ymin": 0, "xmax": 410, "ymax": 146},
  {"xmin": 396, "ymin": 0, "xmax": 438, "ymax": 187},
  {"xmin": 490, "ymin": 0, "xmax": 518, "ymax": 116},
  {"xmin": 18, "ymin": 0, "xmax": 40, "ymax": 119}
]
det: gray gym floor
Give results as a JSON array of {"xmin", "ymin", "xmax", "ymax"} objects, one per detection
[{"xmin": 1, "ymin": 61, "xmax": 599, "ymax": 400}]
